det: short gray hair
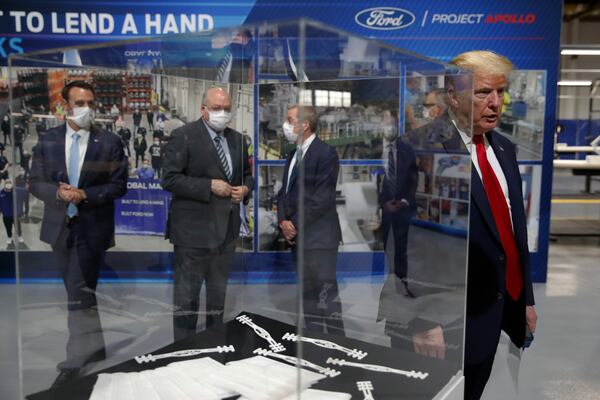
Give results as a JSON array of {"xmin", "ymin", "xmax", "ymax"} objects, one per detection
[{"xmin": 289, "ymin": 104, "xmax": 319, "ymax": 133}]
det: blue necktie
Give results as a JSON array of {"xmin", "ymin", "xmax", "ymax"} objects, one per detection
[{"xmin": 67, "ymin": 133, "xmax": 80, "ymax": 217}]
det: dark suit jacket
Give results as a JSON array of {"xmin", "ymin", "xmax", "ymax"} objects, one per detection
[
  {"xmin": 435, "ymin": 118, "xmax": 535, "ymax": 364},
  {"xmin": 161, "ymin": 119, "xmax": 253, "ymax": 249},
  {"xmin": 276, "ymin": 136, "xmax": 341, "ymax": 250},
  {"xmin": 378, "ymin": 139, "xmax": 418, "ymax": 242},
  {"xmin": 29, "ymin": 124, "xmax": 128, "ymax": 250}
]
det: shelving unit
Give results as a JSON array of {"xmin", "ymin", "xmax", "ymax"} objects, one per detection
[
  {"xmin": 17, "ymin": 69, "xmax": 49, "ymax": 111},
  {"xmin": 124, "ymin": 72, "xmax": 152, "ymax": 112},
  {"xmin": 93, "ymin": 71, "xmax": 125, "ymax": 113}
]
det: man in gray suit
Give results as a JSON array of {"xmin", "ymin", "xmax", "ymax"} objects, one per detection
[{"xmin": 162, "ymin": 87, "xmax": 253, "ymax": 340}]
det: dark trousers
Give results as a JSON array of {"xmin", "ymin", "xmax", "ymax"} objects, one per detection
[
  {"xmin": 291, "ymin": 247, "xmax": 345, "ymax": 336},
  {"xmin": 3, "ymin": 132, "xmax": 10, "ymax": 145},
  {"xmin": 151, "ymin": 159, "xmax": 162, "ymax": 179},
  {"xmin": 172, "ymin": 240, "xmax": 235, "ymax": 341},
  {"xmin": 464, "ymin": 351, "xmax": 496, "ymax": 400},
  {"xmin": 52, "ymin": 220, "xmax": 106, "ymax": 371},
  {"xmin": 3, "ymin": 216, "xmax": 21, "ymax": 238},
  {"xmin": 382, "ymin": 219, "xmax": 409, "ymax": 281},
  {"xmin": 123, "ymin": 141, "xmax": 131, "ymax": 157},
  {"xmin": 135, "ymin": 151, "xmax": 144, "ymax": 168}
]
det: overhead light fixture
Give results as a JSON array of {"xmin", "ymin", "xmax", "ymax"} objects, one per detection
[
  {"xmin": 557, "ymin": 80, "xmax": 593, "ymax": 86},
  {"xmin": 561, "ymin": 49, "xmax": 600, "ymax": 56}
]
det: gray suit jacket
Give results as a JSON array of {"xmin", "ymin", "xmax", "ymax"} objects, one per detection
[{"xmin": 161, "ymin": 119, "xmax": 253, "ymax": 248}]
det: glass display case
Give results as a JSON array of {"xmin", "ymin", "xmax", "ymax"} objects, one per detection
[{"xmin": 7, "ymin": 18, "xmax": 473, "ymax": 399}]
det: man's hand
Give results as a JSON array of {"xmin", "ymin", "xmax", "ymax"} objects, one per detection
[
  {"xmin": 413, "ymin": 325, "xmax": 446, "ymax": 360},
  {"xmin": 211, "ymin": 179, "xmax": 232, "ymax": 197},
  {"xmin": 58, "ymin": 183, "xmax": 87, "ymax": 204},
  {"xmin": 383, "ymin": 199, "xmax": 406, "ymax": 213},
  {"xmin": 279, "ymin": 220, "xmax": 297, "ymax": 244},
  {"xmin": 526, "ymin": 305, "xmax": 537, "ymax": 334},
  {"xmin": 231, "ymin": 185, "xmax": 249, "ymax": 204}
]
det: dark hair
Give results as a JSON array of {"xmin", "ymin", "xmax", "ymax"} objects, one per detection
[{"xmin": 61, "ymin": 80, "xmax": 96, "ymax": 102}]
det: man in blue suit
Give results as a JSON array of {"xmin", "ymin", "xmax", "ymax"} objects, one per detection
[
  {"xmin": 276, "ymin": 105, "xmax": 345, "ymax": 335},
  {"xmin": 443, "ymin": 51, "xmax": 538, "ymax": 399},
  {"xmin": 30, "ymin": 81, "xmax": 128, "ymax": 387}
]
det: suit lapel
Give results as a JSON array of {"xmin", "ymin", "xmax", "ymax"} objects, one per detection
[
  {"xmin": 288, "ymin": 137, "xmax": 319, "ymax": 193},
  {"xmin": 470, "ymin": 165, "xmax": 502, "ymax": 244},
  {"xmin": 285, "ymin": 148, "xmax": 299, "ymax": 193},
  {"xmin": 487, "ymin": 131, "xmax": 524, "ymax": 244},
  {"xmin": 225, "ymin": 128, "xmax": 239, "ymax": 181},
  {"xmin": 440, "ymin": 122, "xmax": 501, "ymax": 243},
  {"xmin": 56, "ymin": 126, "xmax": 68, "ymax": 181},
  {"xmin": 78, "ymin": 127, "xmax": 101, "ymax": 187}
]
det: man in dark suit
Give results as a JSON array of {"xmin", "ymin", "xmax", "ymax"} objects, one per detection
[
  {"xmin": 377, "ymin": 116, "xmax": 418, "ymax": 290},
  {"xmin": 162, "ymin": 87, "xmax": 253, "ymax": 341},
  {"xmin": 29, "ymin": 80, "xmax": 128, "ymax": 386},
  {"xmin": 276, "ymin": 105, "xmax": 344, "ymax": 335},
  {"xmin": 415, "ymin": 51, "xmax": 537, "ymax": 399}
]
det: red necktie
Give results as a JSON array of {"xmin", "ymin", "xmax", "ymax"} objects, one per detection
[{"xmin": 473, "ymin": 134, "xmax": 523, "ymax": 301}]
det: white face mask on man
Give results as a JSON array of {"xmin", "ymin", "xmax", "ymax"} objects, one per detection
[
  {"xmin": 382, "ymin": 125, "xmax": 398, "ymax": 141},
  {"xmin": 67, "ymin": 107, "xmax": 95, "ymax": 130},
  {"xmin": 282, "ymin": 122, "xmax": 298, "ymax": 143},
  {"xmin": 207, "ymin": 109, "xmax": 231, "ymax": 131}
]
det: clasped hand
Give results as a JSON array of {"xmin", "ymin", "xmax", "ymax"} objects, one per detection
[
  {"xmin": 58, "ymin": 182, "xmax": 86, "ymax": 205},
  {"xmin": 211, "ymin": 179, "xmax": 248, "ymax": 204}
]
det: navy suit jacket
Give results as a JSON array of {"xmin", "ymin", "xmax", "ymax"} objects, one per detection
[
  {"xmin": 438, "ymin": 122, "xmax": 535, "ymax": 364},
  {"xmin": 29, "ymin": 124, "xmax": 128, "ymax": 250},
  {"xmin": 378, "ymin": 139, "xmax": 418, "ymax": 241},
  {"xmin": 276, "ymin": 136, "xmax": 341, "ymax": 250}
]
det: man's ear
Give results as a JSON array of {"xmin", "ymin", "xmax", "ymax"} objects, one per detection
[{"xmin": 446, "ymin": 85, "xmax": 460, "ymax": 108}]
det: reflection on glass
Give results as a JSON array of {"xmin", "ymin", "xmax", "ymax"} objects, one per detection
[{"xmin": 8, "ymin": 19, "xmax": 472, "ymax": 400}]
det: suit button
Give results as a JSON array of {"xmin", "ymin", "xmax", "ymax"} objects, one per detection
[
  {"xmin": 499, "ymin": 254, "xmax": 505, "ymax": 262},
  {"xmin": 497, "ymin": 292, "xmax": 503, "ymax": 300}
]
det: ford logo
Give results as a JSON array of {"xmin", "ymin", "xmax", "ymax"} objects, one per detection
[{"xmin": 355, "ymin": 7, "xmax": 416, "ymax": 30}]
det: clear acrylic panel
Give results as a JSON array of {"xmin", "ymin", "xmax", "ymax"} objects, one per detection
[{"xmin": 7, "ymin": 18, "xmax": 472, "ymax": 399}]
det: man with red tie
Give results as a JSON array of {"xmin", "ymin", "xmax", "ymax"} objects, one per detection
[{"xmin": 443, "ymin": 51, "xmax": 538, "ymax": 399}]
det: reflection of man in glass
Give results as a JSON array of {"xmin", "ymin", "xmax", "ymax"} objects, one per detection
[
  {"xmin": 422, "ymin": 88, "xmax": 446, "ymax": 122},
  {"xmin": 376, "ymin": 114, "xmax": 422, "ymax": 350},
  {"xmin": 162, "ymin": 87, "xmax": 253, "ymax": 340},
  {"xmin": 29, "ymin": 81, "xmax": 128, "ymax": 387},
  {"xmin": 276, "ymin": 105, "xmax": 345, "ymax": 335}
]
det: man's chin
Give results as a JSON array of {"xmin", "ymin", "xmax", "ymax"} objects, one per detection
[{"xmin": 477, "ymin": 121, "xmax": 498, "ymax": 134}]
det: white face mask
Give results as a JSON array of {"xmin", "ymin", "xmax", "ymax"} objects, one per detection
[
  {"xmin": 282, "ymin": 122, "xmax": 298, "ymax": 143},
  {"xmin": 4, "ymin": 183, "xmax": 13, "ymax": 190},
  {"xmin": 67, "ymin": 107, "xmax": 95, "ymax": 130},
  {"xmin": 382, "ymin": 125, "xmax": 397, "ymax": 141},
  {"xmin": 207, "ymin": 109, "xmax": 231, "ymax": 131}
]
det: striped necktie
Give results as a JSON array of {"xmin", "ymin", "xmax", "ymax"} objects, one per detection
[
  {"xmin": 216, "ymin": 50, "xmax": 232, "ymax": 82},
  {"xmin": 214, "ymin": 135, "xmax": 232, "ymax": 180}
]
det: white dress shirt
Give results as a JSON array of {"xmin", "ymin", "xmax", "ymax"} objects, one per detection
[
  {"xmin": 65, "ymin": 123, "xmax": 90, "ymax": 183},
  {"xmin": 286, "ymin": 133, "xmax": 316, "ymax": 192},
  {"xmin": 452, "ymin": 120, "xmax": 514, "ymax": 229}
]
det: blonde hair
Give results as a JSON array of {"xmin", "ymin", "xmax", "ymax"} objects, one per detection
[{"xmin": 450, "ymin": 50, "xmax": 513, "ymax": 78}]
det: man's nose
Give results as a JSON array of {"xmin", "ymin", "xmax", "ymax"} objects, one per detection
[{"xmin": 488, "ymin": 91, "xmax": 502, "ymax": 109}]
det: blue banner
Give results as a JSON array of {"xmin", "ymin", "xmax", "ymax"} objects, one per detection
[
  {"xmin": 115, "ymin": 178, "xmax": 170, "ymax": 236},
  {"xmin": 0, "ymin": 0, "xmax": 562, "ymax": 282}
]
